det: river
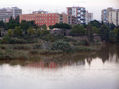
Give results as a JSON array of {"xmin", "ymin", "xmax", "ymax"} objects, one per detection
[{"xmin": 0, "ymin": 44, "xmax": 119, "ymax": 89}]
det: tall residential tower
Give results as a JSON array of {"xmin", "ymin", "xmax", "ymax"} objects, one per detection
[{"xmin": 101, "ymin": 8, "xmax": 119, "ymax": 26}]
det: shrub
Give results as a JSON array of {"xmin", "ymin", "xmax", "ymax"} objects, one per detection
[{"xmin": 51, "ymin": 40, "xmax": 72, "ymax": 52}]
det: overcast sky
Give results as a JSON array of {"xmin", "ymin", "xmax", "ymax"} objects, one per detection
[{"xmin": 0, "ymin": 0, "xmax": 119, "ymax": 20}]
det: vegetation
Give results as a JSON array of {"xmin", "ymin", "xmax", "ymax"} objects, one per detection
[
  {"xmin": 51, "ymin": 40, "xmax": 72, "ymax": 52},
  {"xmin": 0, "ymin": 18, "xmax": 119, "ymax": 60}
]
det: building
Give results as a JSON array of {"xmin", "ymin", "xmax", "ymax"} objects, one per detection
[
  {"xmin": 85, "ymin": 11, "xmax": 93, "ymax": 24},
  {"xmin": 0, "ymin": 7, "xmax": 22, "ymax": 22},
  {"xmin": 101, "ymin": 8, "xmax": 119, "ymax": 26},
  {"xmin": 20, "ymin": 13, "xmax": 68, "ymax": 26},
  {"xmin": 101, "ymin": 9, "xmax": 108, "ymax": 23},
  {"xmin": 67, "ymin": 7, "xmax": 86, "ymax": 24},
  {"xmin": 118, "ymin": 10, "xmax": 119, "ymax": 25},
  {"xmin": 68, "ymin": 15, "xmax": 77, "ymax": 24},
  {"xmin": 32, "ymin": 10, "xmax": 48, "ymax": 14}
]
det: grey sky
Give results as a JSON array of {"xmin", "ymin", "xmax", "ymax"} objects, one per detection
[{"xmin": 0, "ymin": 0, "xmax": 119, "ymax": 20}]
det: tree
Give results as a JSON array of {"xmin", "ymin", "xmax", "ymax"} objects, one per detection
[
  {"xmin": 7, "ymin": 17, "xmax": 18, "ymax": 29},
  {"xmin": 87, "ymin": 24, "xmax": 94, "ymax": 42},
  {"xmin": 92, "ymin": 26, "xmax": 99, "ymax": 34},
  {"xmin": 15, "ymin": 16, "xmax": 20, "ymax": 24},
  {"xmin": 49, "ymin": 23, "xmax": 71, "ymax": 29},
  {"xmin": 70, "ymin": 24, "xmax": 86, "ymax": 36},
  {"xmin": 41, "ymin": 24, "xmax": 47, "ymax": 30},
  {"xmin": 89, "ymin": 20, "xmax": 102, "ymax": 28},
  {"xmin": 27, "ymin": 27, "xmax": 35, "ymax": 36},
  {"xmin": 0, "ymin": 21, "xmax": 5, "ymax": 28},
  {"xmin": 116, "ymin": 29, "xmax": 119, "ymax": 43},
  {"xmin": 13, "ymin": 26, "xmax": 23, "ymax": 36},
  {"xmin": 7, "ymin": 29, "xmax": 13, "ymax": 37},
  {"xmin": 99, "ymin": 24, "xmax": 109, "ymax": 42}
]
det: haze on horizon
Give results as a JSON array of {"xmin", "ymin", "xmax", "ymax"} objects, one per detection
[{"xmin": 0, "ymin": 0, "xmax": 119, "ymax": 20}]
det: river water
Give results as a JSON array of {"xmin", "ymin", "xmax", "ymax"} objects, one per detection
[{"xmin": 0, "ymin": 44, "xmax": 119, "ymax": 89}]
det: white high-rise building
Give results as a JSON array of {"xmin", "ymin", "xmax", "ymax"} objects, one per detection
[
  {"xmin": 101, "ymin": 8, "xmax": 119, "ymax": 26},
  {"xmin": 67, "ymin": 7, "xmax": 86, "ymax": 24}
]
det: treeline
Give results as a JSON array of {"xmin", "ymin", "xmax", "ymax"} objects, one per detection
[
  {"xmin": 0, "ymin": 16, "xmax": 119, "ymax": 43},
  {"xmin": 50, "ymin": 20, "xmax": 119, "ymax": 43}
]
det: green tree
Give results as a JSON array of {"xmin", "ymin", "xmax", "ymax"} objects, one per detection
[
  {"xmin": 99, "ymin": 24, "xmax": 109, "ymax": 42},
  {"xmin": 116, "ymin": 29, "xmax": 119, "ymax": 43},
  {"xmin": 51, "ymin": 40, "xmax": 71, "ymax": 52},
  {"xmin": 27, "ymin": 27, "xmax": 35, "ymax": 36},
  {"xmin": 41, "ymin": 24, "xmax": 47, "ymax": 30},
  {"xmin": 70, "ymin": 25, "xmax": 86, "ymax": 36},
  {"xmin": 89, "ymin": 20, "xmax": 102, "ymax": 28},
  {"xmin": 14, "ymin": 26, "xmax": 23, "ymax": 36},
  {"xmin": 92, "ymin": 26, "xmax": 99, "ymax": 34},
  {"xmin": 49, "ymin": 23, "xmax": 71, "ymax": 29},
  {"xmin": 87, "ymin": 24, "xmax": 94, "ymax": 42},
  {"xmin": 7, "ymin": 29, "xmax": 13, "ymax": 37}
]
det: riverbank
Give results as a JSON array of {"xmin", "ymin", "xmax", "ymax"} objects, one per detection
[{"xmin": 0, "ymin": 42, "xmax": 101, "ymax": 60}]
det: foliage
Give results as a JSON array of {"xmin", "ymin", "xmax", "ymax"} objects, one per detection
[
  {"xmin": 51, "ymin": 40, "xmax": 71, "ymax": 52},
  {"xmin": 49, "ymin": 23, "xmax": 71, "ymax": 29},
  {"xmin": 116, "ymin": 29, "xmax": 119, "ymax": 43},
  {"xmin": 70, "ymin": 24, "xmax": 86, "ymax": 36},
  {"xmin": 13, "ymin": 26, "xmax": 23, "ymax": 36},
  {"xmin": 27, "ymin": 27, "xmax": 35, "ymax": 35},
  {"xmin": 1, "ymin": 35, "xmax": 11, "ymax": 43},
  {"xmin": 38, "ymin": 29, "xmax": 50, "ymax": 36},
  {"xmin": 41, "ymin": 24, "xmax": 47, "ymax": 30},
  {"xmin": 89, "ymin": 20, "xmax": 102, "ymax": 28},
  {"xmin": 7, "ymin": 29, "xmax": 14, "ymax": 37},
  {"xmin": 99, "ymin": 24, "xmax": 109, "ymax": 42}
]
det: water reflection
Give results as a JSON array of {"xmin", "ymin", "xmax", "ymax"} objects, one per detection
[{"xmin": 1, "ymin": 44, "xmax": 119, "ymax": 68}]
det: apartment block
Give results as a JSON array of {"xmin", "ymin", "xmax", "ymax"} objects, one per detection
[
  {"xmin": 0, "ymin": 7, "xmax": 22, "ymax": 22},
  {"xmin": 67, "ymin": 7, "xmax": 86, "ymax": 24},
  {"xmin": 68, "ymin": 15, "xmax": 77, "ymax": 24},
  {"xmin": 85, "ymin": 11, "xmax": 93, "ymax": 24},
  {"xmin": 20, "ymin": 13, "xmax": 68, "ymax": 26},
  {"xmin": 102, "ymin": 8, "xmax": 119, "ymax": 26},
  {"xmin": 118, "ymin": 11, "xmax": 119, "ymax": 25},
  {"xmin": 67, "ymin": 7, "xmax": 93, "ymax": 24}
]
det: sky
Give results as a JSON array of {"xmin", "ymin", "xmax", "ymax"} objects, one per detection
[{"xmin": 0, "ymin": 0, "xmax": 119, "ymax": 20}]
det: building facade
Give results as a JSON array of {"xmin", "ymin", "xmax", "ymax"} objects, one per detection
[
  {"xmin": 67, "ymin": 7, "xmax": 93, "ymax": 24},
  {"xmin": 118, "ymin": 11, "xmax": 119, "ymax": 26},
  {"xmin": 20, "ymin": 13, "xmax": 68, "ymax": 26},
  {"xmin": 101, "ymin": 8, "xmax": 119, "ymax": 26},
  {"xmin": 0, "ymin": 7, "xmax": 22, "ymax": 22},
  {"xmin": 68, "ymin": 15, "xmax": 77, "ymax": 24},
  {"xmin": 85, "ymin": 11, "xmax": 93, "ymax": 24},
  {"xmin": 67, "ymin": 7, "xmax": 86, "ymax": 24}
]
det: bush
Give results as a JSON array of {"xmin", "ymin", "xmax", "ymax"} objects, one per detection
[
  {"xmin": 73, "ymin": 40, "xmax": 89, "ymax": 46},
  {"xmin": 51, "ymin": 40, "xmax": 72, "ymax": 52}
]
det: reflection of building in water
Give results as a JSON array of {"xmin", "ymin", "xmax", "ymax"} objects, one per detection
[
  {"xmin": 25, "ymin": 59, "xmax": 86, "ymax": 69},
  {"xmin": 26, "ymin": 61, "xmax": 57, "ymax": 69},
  {"xmin": 109, "ymin": 54, "xmax": 119, "ymax": 63},
  {"xmin": 86, "ymin": 58, "xmax": 93, "ymax": 65}
]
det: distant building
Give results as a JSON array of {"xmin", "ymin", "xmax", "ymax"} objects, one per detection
[
  {"xmin": 85, "ymin": 11, "xmax": 93, "ymax": 24},
  {"xmin": 67, "ymin": 7, "xmax": 93, "ymax": 24},
  {"xmin": 101, "ymin": 8, "xmax": 119, "ymax": 26},
  {"xmin": 68, "ymin": 15, "xmax": 77, "ymax": 24},
  {"xmin": 32, "ymin": 10, "xmax": 48, "ymax": 14},
  {"xmin": 67, "ymin": 7, "xmax": 86, "ymax": 24},
  {"xmin": 0, "ymin": 7, "xmax": 22, "ymax": 22},
  {"xmin": 20, "ymin": 12, "xmax": 68, "ymax": 26}
]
